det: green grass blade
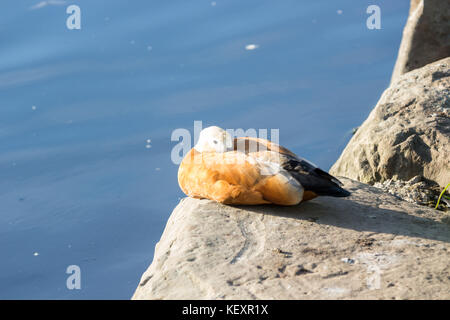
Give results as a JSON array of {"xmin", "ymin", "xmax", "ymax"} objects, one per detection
[{"xmin": 435, "ymin": 183, "xmax": 450, "ymax": 210}]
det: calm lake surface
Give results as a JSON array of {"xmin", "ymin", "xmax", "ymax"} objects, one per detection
[{"xmin": 0, "ymin": 0, "xmax": 409, "ymax": 299}]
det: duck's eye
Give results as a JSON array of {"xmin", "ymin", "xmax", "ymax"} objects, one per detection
[{"xmin": 213, "ymin": 140, "xmax": 218, "ymax": 144}]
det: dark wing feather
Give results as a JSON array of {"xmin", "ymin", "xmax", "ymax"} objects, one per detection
[{"xmin": 282, "ymin": 157, "xmax": 350, "ymax": 197}]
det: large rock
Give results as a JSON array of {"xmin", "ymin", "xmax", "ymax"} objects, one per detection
[
  {"xmin": 391, "ymin": 0, "xmax": 450, "ymax": 82},
  {"xmin": 133, "ymin": 178, "xmax": 450, "ymax": 300},
  {"xmin": 330, "ymin": 57, "xmax": 450, "ymax": 188}
]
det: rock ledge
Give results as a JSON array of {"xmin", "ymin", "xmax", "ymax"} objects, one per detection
[{"xmin": 133, "ymin": 178, "xmax": 450, "ymax": 300}]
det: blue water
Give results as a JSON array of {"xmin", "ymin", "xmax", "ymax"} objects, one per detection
[{"xmin": 0, "ymin": 0, "xmax": 409, "ymax": 299}]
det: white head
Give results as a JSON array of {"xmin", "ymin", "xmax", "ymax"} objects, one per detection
[{"xmin": 194, "ymin": 126, "xmax": 233, "ymax": 153}]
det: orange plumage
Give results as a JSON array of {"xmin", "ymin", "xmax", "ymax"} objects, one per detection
[{"xmin": 178, "ymin": 126, "xmax": 350, "ymax": 206}]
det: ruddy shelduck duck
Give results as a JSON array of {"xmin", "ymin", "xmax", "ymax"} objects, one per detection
[{"xmin": 178, "ymin": 126, "xmax": 350, "ymax": 205}]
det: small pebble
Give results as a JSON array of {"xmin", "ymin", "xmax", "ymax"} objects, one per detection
[{"xmin": 341, "ymin": 258, "xmax": 355, "ymax": 264}]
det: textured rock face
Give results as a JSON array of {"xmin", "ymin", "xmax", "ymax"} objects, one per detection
[
  {"xmin": 133, "ymin": 178, "xmax": 450, "ymax": 300},
  {"xmin": 391, "ymin": 0, "xmax": 450, "ymax": 82},
  {"xmin": 330, "ymin": 57, "xmax": 450, "ymax": 188}
]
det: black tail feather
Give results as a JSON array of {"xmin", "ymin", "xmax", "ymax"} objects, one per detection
[
  {"xmin": 315, "ymin": 186, "xmax": 351, "ymax": 197},
  {"xmin": 283, "ymin": 159, "xmax": 351, "ymax": 198}
]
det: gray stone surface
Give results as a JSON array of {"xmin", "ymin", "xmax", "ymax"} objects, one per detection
[
  {"xmin": 132, "ymin": 178, "xmax": 450, "ymax": 300},
  {"xmin": 330, "ymin": 57, "xmax": 450, "ymax": 188},
  {"xmin": 391, "ymin": 0, "xmax": 450, "ymax": 82}
]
